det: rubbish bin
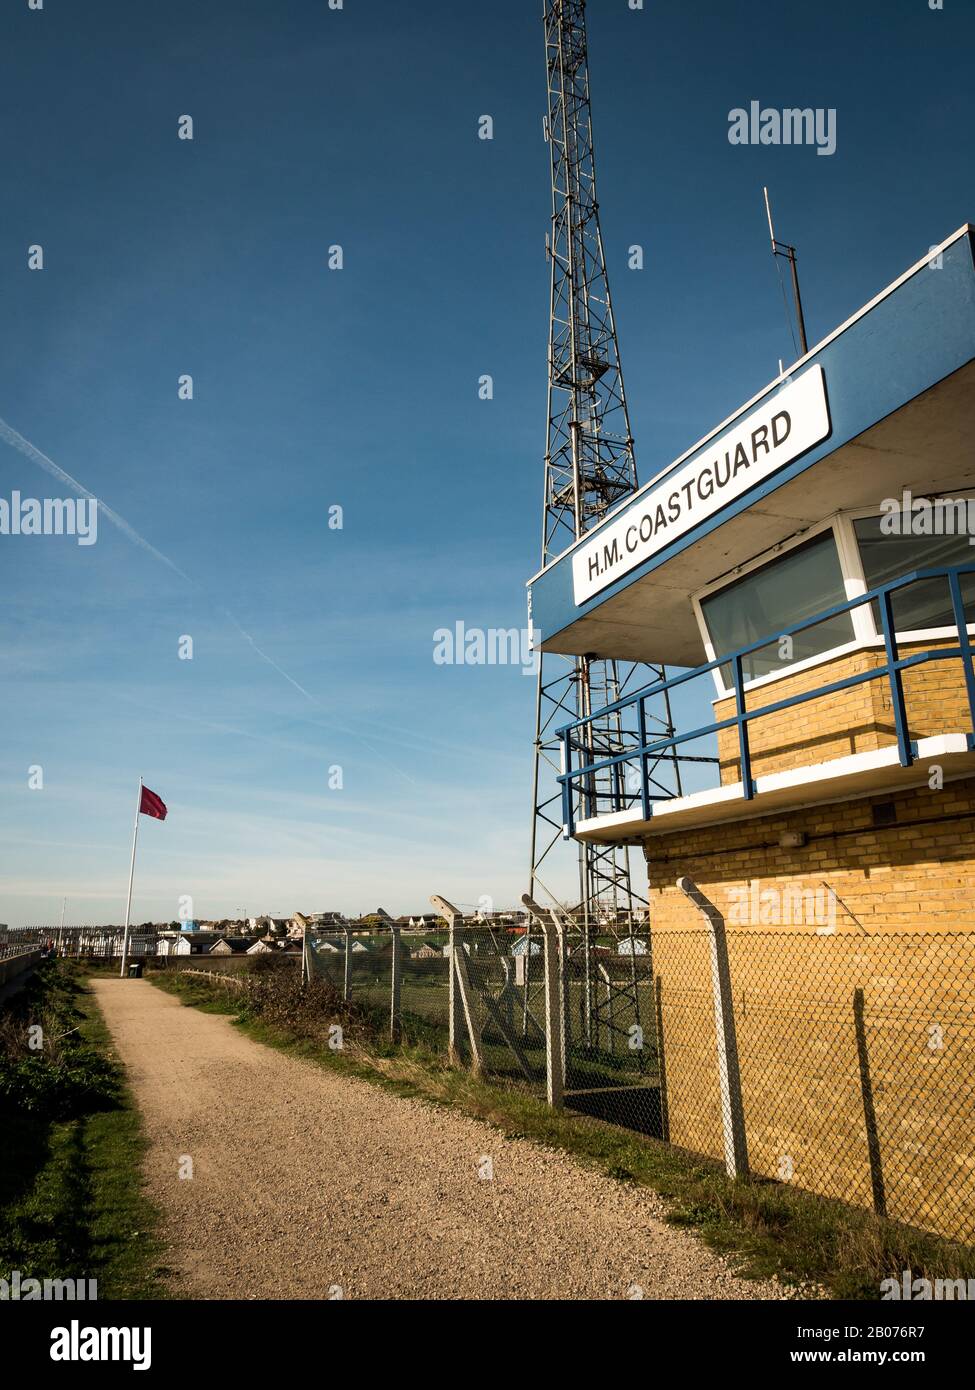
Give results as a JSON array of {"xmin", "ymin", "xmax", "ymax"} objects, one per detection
[{"xmin": 127, "ymin": 962, "xmax": 143, "ymax": 979}]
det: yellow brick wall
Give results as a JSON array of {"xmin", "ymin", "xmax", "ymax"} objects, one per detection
[
  {"xmin": 643, "ymin": 779, "xmax": 975, "ymax": 1242},
  {"xmin": 715, "ymin": 638, "xmax": 974, "ymax": 783}
]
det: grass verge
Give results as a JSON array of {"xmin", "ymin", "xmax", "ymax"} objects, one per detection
[
  {"xmin": 0, "ymin": 961, "xmax": 167, "ymax": 1299},
  {"xmin": 147, "ymin": 965, "xmax": 975, "ymax": 1301}
]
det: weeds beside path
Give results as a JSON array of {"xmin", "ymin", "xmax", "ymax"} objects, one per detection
[{"xmin": 0, "ymin": 962, "xmax": 166, "ymax": 1299}]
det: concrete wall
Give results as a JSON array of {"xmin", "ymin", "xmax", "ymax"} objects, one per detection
[{"xmin": 0, "ymin": 950, "xmax": 43, "ymax": 991}]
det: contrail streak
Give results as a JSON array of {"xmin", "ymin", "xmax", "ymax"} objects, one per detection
[
  {"xmin": 0, "ymin": 416, "xmax": 195, "ymax": 585},
  {"xmin": 1, "ymin": 415, "xmax": 416, "ymax": 784}
]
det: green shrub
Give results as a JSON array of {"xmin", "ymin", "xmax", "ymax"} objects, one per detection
[{"xmin": 0, "ymin": 964, "xmax": 118, "ymax": 1120}]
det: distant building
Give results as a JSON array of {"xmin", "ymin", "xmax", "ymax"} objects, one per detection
[
  {"xmin": 158, "ymin": 933, "xmax": 223, "ymax": 956},
  {"xmin": 510, "ymin": 937, "xmax": 542, "ymax": 957},
  {"xmin": 208, "ymin": 938, "xmax": 250, "ymax": 955},
  {"xmin": 407, "ymin": 914, "xmax": 441, "ymax": 931}
]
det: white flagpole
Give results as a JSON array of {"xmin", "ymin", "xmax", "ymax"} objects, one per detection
[{"xmin": 119, "ymin": 777, "xmax": 143, "ymax": 978}]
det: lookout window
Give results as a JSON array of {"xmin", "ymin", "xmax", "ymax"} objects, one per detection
[{"xmin": 700, "ymin": 531, "xmax": 854, "ymax": 689}]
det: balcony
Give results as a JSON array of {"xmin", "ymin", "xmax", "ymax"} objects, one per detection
[{"xmin": 558, "ymin": 563, "xmax": 975, "ymax": 843}]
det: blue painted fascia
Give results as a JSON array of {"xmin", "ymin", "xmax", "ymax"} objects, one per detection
[{"xmin": 528, "ymin": 230, "xmax": 975, "ymax": 649}]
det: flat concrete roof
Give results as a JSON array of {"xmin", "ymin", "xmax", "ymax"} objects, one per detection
[{"xmin": 529, "ymin": 226, "xmax": 975, "ymax": 667}]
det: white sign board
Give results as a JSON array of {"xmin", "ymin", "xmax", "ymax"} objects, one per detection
[{"xmin": 572, "ymin": 365, "xmax": 831, "ymax": 604}]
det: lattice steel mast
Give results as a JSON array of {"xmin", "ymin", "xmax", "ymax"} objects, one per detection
[{"xmin": 529, "ymin": 0, "xmax": 676, "ymax": 931}]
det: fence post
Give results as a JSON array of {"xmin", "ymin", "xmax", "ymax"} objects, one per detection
[
  {"xmin": 431, "ymin": 895, "xmax": 463, "ymax": 1067},
  {"xmin": 654, "ymin": 975, "xmax": 670, "ymax": 1142},
  {"xmin": 523, "ymin": 894, "xmax": 565, "ymax": 1109},
  {"xmin": 853, "ymin": 987, "xmax": 887, "ymax": 1217},
  {"xmin": 677, "ymin": 876, "xmax": 749, "ymax": 1180},
  {"xmin": 599, "ymin": 964, "xmax": 615, "ymax": 1055},
  {"xmin": 343, "ymin": 925, "xmax": 352, "ymax": 1002},
  {"xmin": 390, "ymin": 926, "xmax": 402, "ymax": 1043}
]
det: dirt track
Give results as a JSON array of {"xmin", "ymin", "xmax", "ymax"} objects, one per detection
[{"xmin": 91, "ymin": 977, "xmax": 780, "ymax": 1301}]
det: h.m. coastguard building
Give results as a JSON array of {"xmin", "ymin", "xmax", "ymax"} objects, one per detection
[{"xmin": 527, "ymin": 225, "xmax": 975, "ymax": 1241}]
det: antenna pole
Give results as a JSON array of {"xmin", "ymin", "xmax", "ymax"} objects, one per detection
[{"xmin": 763, "ymin": 186, "xmax": 809, "ymax": 357}]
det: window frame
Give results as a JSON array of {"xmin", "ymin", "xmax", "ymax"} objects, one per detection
[{"xmin": 692, "ymin": 505, "xmax": 975, "ymax": 700}]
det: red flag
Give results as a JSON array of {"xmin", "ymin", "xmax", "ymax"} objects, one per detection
[{"xmin": 139, "ymin": 785, "xmax": 167, "ymax": 821}]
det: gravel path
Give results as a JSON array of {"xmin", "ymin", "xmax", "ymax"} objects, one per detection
[{"xmin": 91, "ymin": 977, "xmax": 781, "ymax": 1301}]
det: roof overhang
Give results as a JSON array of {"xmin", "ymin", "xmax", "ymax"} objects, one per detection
[{"xmin": 527, "ymin": 225, "xmax": 975, "ymax": 668}]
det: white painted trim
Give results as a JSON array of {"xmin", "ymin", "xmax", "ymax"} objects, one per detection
[
  {"xmin": 526, "ymin": 224, "xmax": 974, "ymax": 587},
  {"xmin": 574, "ymin": 734, "xmax": 975, "ymax": 842},
  {"xmin": 708, "ymin": 635, "xmax": 871, "ymax": 704},
  {"xmin": 835, "ymin": 512, "xmax": 877, "ymax": 645}
]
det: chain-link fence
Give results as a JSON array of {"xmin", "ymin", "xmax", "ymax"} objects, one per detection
[
  {"xmin": 644, "ymin": 890, "xmax": 975, "ymax": 1244},
  {"xmin": 302, "ymin": 891, "xmax": 973, "ymax": 1247},
  {"xmin": 25, "ymin": 903, "xmax": 969, "ymax": 1244},
  {"xmin": 303, "ymin": 918, "xmax": 547, "ymax": 1095},
  {"xmin": 554, "ymin": 923, "xmax": 662, "ymax": 1136}
]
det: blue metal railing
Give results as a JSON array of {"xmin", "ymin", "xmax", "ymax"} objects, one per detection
[{"xmin": 558, "ymin": 562, "xmax": 975, "ymax": 838}]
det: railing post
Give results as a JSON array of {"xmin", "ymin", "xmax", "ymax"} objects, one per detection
[
  {"xmin": 948, "ymin": 569, "xmax": 975, "ymax": 737},
  {"xmin": 561, "ymin": 729, "xmax": 575, "ymax": 838},
  {"xmin": 390, "ymin": 926, "xmax": 401, "ymax": 1043},
  {"xmin": 637, "ymin": 698, "xmax": 651, "ymax": 821},
  {"xmin": 878, "ymin": 589, "xmax": 912, "ymax": 767},
  {"xmin": 732, "ymin": 654, "xmax": 755, "ymax": 798},
  {"xmin": 677, "ymin": 877, "xmax": 749, "ymax": 1180}
]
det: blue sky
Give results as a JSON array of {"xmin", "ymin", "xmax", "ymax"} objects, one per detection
[{"xmin": 1, "ymin": 0, "xmax": 972, "ymax": 927}]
